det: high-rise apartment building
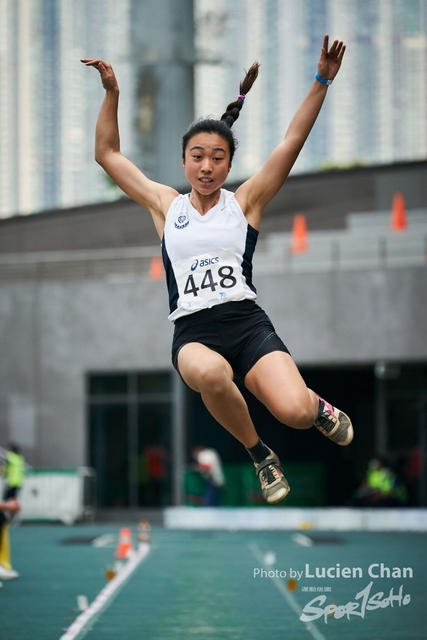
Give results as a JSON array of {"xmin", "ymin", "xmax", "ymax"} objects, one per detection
[
  {"xmin": 0, "ymin": 0, "xmax": 132, "ymax": 218},
  {"xmin": 129, "ymin": 0, "xmax": 194, "ymax": 188},
  {"xmin": 0, "ymin": 0, "xmax": 194, "ymax": 219},
  {"xmin": 195, "ymin": 0, "xmax": 427, "ymax": 180},
  {"xmin": 1, "ymin": 0, "xmax": 426, "ymax": 218}
]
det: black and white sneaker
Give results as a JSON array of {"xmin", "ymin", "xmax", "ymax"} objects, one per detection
[
  {"xmin": 254, "ymin": 448, "xmax": 290, "ymax": 504},
  {"xmin": 314, "ymin": 396, "xmax": 353, "ymax": 446}
]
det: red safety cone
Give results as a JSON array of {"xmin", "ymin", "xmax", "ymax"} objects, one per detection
[
  {"xmin": 390, "ymin": 192, "xmax": 408, "ymax": 231},
  {"xmin": 115, "ymin": 527, "xmax": 134, "ymax": 559},
  {"xmin": 149, "ymin": 256, "xmax": 164, "ymax": 280},
  {"xmin": 291, "ymin": 213, "xmax": 309, "ymax": 253}
]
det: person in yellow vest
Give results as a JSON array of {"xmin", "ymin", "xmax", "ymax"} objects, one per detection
[
  {"xmin": 2, "ymin": 443, "xmax": 25, "ymax": 500},
  {"xmin": 354, "ymin": 457, "xmax": 408, "ymax": 507},
  {"xmin": 0, "ymin": 443, "xmax": 24, "ymax": 584}
]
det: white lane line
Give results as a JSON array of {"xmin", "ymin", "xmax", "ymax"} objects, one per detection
[
  {"xmin": 249, "ymin": 542, "xmax": 326, "ymax": 640},
  {"xmin": 59, "ymin": 543, "xmax": 151, "ymax": 640}
]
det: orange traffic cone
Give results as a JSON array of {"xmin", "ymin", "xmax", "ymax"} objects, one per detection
[
  {"xmin": 291, "ymin": 213, "xmax": 309, "ymax": 253},
  {"xmin": 149, "ymin": 256, "xmax": 164, "ymax": 280},
  {"xmin": 115, "ymin": 527, "xmax": 134, "ymax": 559},
  {"xmin": 390, "ymin": 192, "xmax": 408, "ymax": 231}
]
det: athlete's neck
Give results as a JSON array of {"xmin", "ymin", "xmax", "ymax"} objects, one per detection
[{"xmin": 189, "ymin": 189, "xmax": 221, "ymax": 215}]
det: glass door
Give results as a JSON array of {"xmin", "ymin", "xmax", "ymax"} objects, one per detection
[{"xmin": 88, "ymin": 371, "xmax": 173, "ymax": 508}]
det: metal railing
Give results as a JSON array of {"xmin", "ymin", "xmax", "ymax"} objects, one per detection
[
  {"xmin": 0, "ymin": 213, "xmax": 426, "ymax": 283},
  {"xmin": 254, "ymin": 230, "xmax": 427, "ymax": 274},
  {"xmin": 0, "ymin": 246, "xmax": 161, "ymax": 284}
]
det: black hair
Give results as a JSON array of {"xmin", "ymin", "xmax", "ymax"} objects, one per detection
[
  {"xmin": 182, "ymin": 62, "xmax": 260, "ymax": 161},
  {"xmin": 8, "ymin": 443, "xmax": 20, "ymax": 454}
]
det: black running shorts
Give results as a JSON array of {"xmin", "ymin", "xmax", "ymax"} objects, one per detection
[{"xmin": 171, "ymin": 300, "xmax": 290, "ymax": 383}]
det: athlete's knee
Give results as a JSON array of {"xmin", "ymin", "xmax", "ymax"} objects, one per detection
[
  {"xmin": 199, "ymin": 364, "xmax": 231, "ymax": 394},
  {"xmin": 271, "ymin": 399, "xmax": 315, "ymax": 430},
  {"xmin": 185, "ymin": 359, "xmax": 230, "ymax": 394},
  {"xmin": 287, "ymin": 406, "xmax": 315, "ymax": 429}
]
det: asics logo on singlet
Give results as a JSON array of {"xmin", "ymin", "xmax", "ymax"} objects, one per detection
[
  {"xmin": 191, "ymin": 257, "xmax": 219, "ymax": 271},
  {"xmin": 174, "ymin": 214, "xmax": 189, "ymax": 229}
]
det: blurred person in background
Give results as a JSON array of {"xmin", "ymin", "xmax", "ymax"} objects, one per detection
[
  {"xmin": 0, "ymin": 497, "xmax": 20, "ymax": 583},
  {"xmin": 192, "ymin": 445, "xmax": 225, "ymax": 506},
  {"xmin": 0, "ymin": 444, "xmax": 24, "ymax": 583},
  {"xmin": 352, "ymin": 456, "xmax": 408, "ymax": 507},
  {"xmin": 1, "ymin": 443, "xmax": 25, "ymax": 500}
]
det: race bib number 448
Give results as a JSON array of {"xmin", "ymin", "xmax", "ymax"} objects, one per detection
[{"xmin": 174, "ymin": 249, "xmax": 246, "ymax": 311}]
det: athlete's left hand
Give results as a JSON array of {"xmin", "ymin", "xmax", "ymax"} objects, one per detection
[{"xmin": 317, "ymin": 34, "xmax": 345, "ymax": 81}]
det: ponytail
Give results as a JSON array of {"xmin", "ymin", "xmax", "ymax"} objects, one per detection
[
  {"xmin": 182, "ymin": 62, "xmax": 260, "ymax": 160},
  {"xmin": 220, "ymin": 62, "xmax": 260, "ymax": 128}
]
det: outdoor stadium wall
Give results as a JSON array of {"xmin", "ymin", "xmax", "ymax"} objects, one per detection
[
  {"xmin": 0, "ymin": 162, "xmax": 426, "ymax": 473},
  {"xmin": 0, "ymin": 266, "xmax": 426, "ymax": 468}
]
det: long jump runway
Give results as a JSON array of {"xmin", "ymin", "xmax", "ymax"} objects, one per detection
[{"xmin": 1, "ymin": 524, "xmax": 427, "ymax": 639}]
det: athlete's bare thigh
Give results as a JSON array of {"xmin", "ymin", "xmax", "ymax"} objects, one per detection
[{"xmin": 177, "ymin": 342, "xmax": 234, "ymax": 393}]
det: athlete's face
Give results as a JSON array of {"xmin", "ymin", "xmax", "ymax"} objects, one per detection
[{"xmin": 183, "ymin": 133, "xmax": 232, "ymax": 195}]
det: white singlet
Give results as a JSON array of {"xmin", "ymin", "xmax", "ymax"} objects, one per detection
[
  {"xmin": 162, "ymin": 189, "xmax": 259, "ymax": 322},
  {"xmin": 195, "ymin": 448, "xmax": 225, "ymax": 487}
]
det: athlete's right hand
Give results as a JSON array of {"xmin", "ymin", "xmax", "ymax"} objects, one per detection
[{"xmin": 81, "ymin": 58, "xmax": 119, "ymax": 92}]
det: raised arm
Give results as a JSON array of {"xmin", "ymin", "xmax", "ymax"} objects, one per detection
[
  {"xmin": 235, "ymin": 35, "xmax": 345, "ymax": 229},
  {"xmin": 81, "ymin": 59, "xmax": 177, "ymax": 237}
]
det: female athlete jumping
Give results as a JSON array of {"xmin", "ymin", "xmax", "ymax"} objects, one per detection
[{"xmin": 82, "ymin": 35, "xmax": 352, "ymax": 504}]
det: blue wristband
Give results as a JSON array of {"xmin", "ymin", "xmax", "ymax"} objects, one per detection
[{"xmin": 315, "ymin": 72, "xmax": 333, "ymax": 86}]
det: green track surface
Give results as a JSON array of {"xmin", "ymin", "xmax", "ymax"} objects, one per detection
[{"xmin": 1, "ymin": 523, "xmax": 427, "ymax": 639}]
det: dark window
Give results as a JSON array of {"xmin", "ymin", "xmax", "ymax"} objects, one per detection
[{"xmin": 87, "ymin": 371, "xmax": 172, "ymax": 508}]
